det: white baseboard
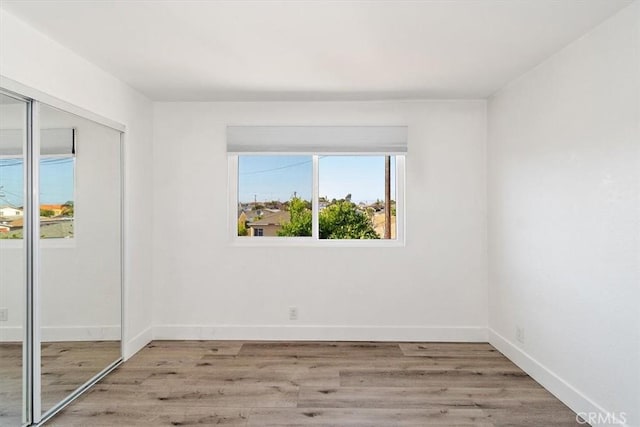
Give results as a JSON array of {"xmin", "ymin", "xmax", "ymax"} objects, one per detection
[
  {"xmin": 0, "ymin": 326, "xmax": 22, "ymax": 342},
  {"xmin": 123, "ymin": 326, "xmax": 153, "ymax": 360},
  {"xmin": 152, "ymin": 324, "xmax": 488, "ymax": 342},
  {"xmin": 488, "ymin": 328, "xmax": 628, "ymax": 427},
  {"xmin": 0, "ymin": 325, "xmax": 120, "ymax": 342}
]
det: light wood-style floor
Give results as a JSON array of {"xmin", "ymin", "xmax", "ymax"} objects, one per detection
[
  {"xmin": 0, "ymin": 341, "xmax": 120, "ymax": 427},
  {"xmin": 47, "ymin": 341, "xmax": 584, "ymax": 426}
]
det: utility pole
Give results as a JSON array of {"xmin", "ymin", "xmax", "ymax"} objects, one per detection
[{"xmin": 384, "ymin": 156, "xmax": 391, "ymax": 239}]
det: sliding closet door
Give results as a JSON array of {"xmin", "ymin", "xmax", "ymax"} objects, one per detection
[
  {"xmin": 38, "ymin": 104, "xmax": 122, "ymax": 415},
  {"xmin": 0, "ymin": 93, "xmax": 29, "ymax": 426}
]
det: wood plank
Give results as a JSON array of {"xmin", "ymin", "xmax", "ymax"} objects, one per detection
[
  {"xmin": 247, "ymin": 408, "xmax": 492, "ymax": 426},
  {"xmin": 399, "ymin": 343, "xmax": 503, "ymax": 358},
  {"xmin": 340, "ymin": 369, "xmax": 540, "ymax": 388},
  {"xmin": 140, "ymin": 367, "xmax": 340, "ymax": 388},
  {"xmin": 239, "ymin": 341, "xmax": 404, "ymax": 358},
  {"xmin": 48, "ymin": 403, "xmax": 250, "ymax": 426},
  {"xmin": 199, "ymin": 355, "xmax": 520, "ymax": 371},
  {"xmin": 298, "ymin": 386, "xmax": 559, "ymax": 409},
  {"xmin": 485, "ymin": 403, "xmax": 583, "ymax": 426}
]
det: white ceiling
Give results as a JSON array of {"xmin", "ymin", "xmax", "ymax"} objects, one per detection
[{"xmin": 1, "ymin": 0, "xmax": 633, "ymax": 101}]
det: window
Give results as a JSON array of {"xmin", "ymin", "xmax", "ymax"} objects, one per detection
[
  {"xmin": 0, "ymin": 128, "xmax": 75, "ymax": 239},
  {"xmin": 229, "ymin": 126, "xmax": 406, "ymax": 245}
]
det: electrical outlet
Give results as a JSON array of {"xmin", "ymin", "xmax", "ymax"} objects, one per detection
[
  {"xmin": 0, "ymin": 308, "xmax": 8, "ymax": 322},
  {"xmin": 516, "ymin": 326, "xmax": 525, "ymax": 344},
  {"xmin": 288, "ymin": 306, "xmax": 298, "ymax": 321}
]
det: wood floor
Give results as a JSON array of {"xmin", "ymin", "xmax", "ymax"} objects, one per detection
[
  {"xmin": 45, "ymin": 341, "xmax": 584, "ymax": 426},
  {"xmin": 0, "ymin": 341, "xmax": 120, "ymax": 427}
]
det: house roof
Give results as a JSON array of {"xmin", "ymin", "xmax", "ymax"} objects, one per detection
[
  {"xmin": 249, "ymin": 210, "xmax": 290, "ymax": 227},
  {"xmin": 40, "ymin": 204, "xmax": 65, "ymax": 210}
]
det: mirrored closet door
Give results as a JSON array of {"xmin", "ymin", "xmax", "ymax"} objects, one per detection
[
  {"xmin": 38, "ymin": 104, "xmax": 122, "ymax": 417},
  {"xmin": 0, "ymin": 92, "xmax": 29, "ymax": 427},
  {"xmin": 0, "ymin": 86, "xmax": 124, "ymax": 426}
]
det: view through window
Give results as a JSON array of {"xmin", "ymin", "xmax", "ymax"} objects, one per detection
[{"xmin": 237, "ymin": 155, "xmax": 398, "ymax": 240}]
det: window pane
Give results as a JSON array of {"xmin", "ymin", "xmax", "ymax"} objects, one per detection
[
  {"xmin": 238, "ymin": 155, "xmax": 312, "ymax": 237},
  {"xmin": 319, "ymin": 156, "xmax": 396, "ymax": 240}
]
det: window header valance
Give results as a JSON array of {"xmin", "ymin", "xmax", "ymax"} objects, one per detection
[
  {"xmin": 0, "ymin": 128, "xmax": 75, "ymax": 156},
  {"xmin": 227, "ymin": 126, "xmax": 407, "ymax": 154}
]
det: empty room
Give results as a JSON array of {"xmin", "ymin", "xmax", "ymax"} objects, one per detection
[{"xmin": 0, "ymin": 0, "xmax": 638, "ymax": 426}]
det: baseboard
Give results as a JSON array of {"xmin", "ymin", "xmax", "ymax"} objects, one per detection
[
  {"xmin": 152, "ymin": 324, "xmax": 488, "ymax": 342},
  {"xmin": 488, "ymin": 328, "xmax": 628, "ymax": 427},
  {"xmin": 0, "ymin": 326, "xmax": 21, "ymax": 342},
  {"xmin": 123, "ymin": 325, "xmax": 153, "ymax": 360},
  {"xmin": 0, "ymin": 325, "xmax": 120, "ymax": 342}
]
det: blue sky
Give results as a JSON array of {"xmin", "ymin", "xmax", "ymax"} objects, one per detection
[
  {"xmin": 238, "ymin": 155, "xmax": 396, "ymax": 204},
  {"xmin": 0, "ymin": 158, "xmax": 74, "ymax": 206},
  {"xmin": 2, "ymin": 155, "xmax": 395, "ymax": 207}
]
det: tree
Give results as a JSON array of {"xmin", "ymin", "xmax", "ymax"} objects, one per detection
[
  {"xmin": 238, "ymin": 220, "xmax": 248, "ymax": 236},
  {"xmin": 278, "ymin": 197, "xmax": 312, "ymax": 236},
  {"xmin": 40, "ymin": 209, "xmax": 55, "ymax": 217},
  {"xmin": 278, "ymin": 197, "xmax": 379, "ymax": 239},
  {"xmin": 319, "ymin": 200, "xmax": 379, "ymax": 239},
  {"xmin": 62, "ymin": 201, "xmax": 74, "ymax": 217},
  {"xmin": 237, "ymin": 211, "xmax": 248, "ymax": 236}
]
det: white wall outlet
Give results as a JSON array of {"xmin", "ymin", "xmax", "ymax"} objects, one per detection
[
  {"xmin": 288, "ymin": 306, "xmax": 298, "ymax": 321},
  {"xmin": 516, "ymin": 326, "xmax": 525, "ymax": 344},
  {"xmin": 0, "ymin": 308, "xmax": 8, "ymax": 322}
]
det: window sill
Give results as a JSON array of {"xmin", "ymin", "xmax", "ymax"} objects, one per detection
[{"xmin": 231, "ymin": 237, "xmax": 405, "ymax": 248}]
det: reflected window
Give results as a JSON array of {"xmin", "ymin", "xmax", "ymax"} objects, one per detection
[{"xmin": 0, "ymin": 129, "xmax": 75, "ymax": 239}]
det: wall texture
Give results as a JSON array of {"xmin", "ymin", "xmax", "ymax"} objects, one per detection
[
  {"xmin": 0, "ymin": 9, "xmax": 154, "ymax": 358},
  {"xmin": 487, "ymin": 3, "xmax": 639, "ymax": 426},
  {"xmin": 152, "ymin": 100, "xmax": 488, "ymax": 341}
]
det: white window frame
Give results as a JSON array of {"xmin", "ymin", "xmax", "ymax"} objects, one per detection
[{"xmin": 228, "ymin": 153, "xmax": 406, "ymax": 247}]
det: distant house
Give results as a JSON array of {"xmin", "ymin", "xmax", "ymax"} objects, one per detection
[
  {"xmin": 6, "ymin": 217, "xmax": 24, "ymax": 230},
  {"xmin": 247, "ymin": 210, "xmax": 290, "ymax": 237},
  {"xmin": 0, "ymin": 217, "xmax": 23, "ymax": 236},
  {"xmin": 373, "ymin": 213, "xmax": 397, "ymax": 239},
  {"xmin": 40, "ymin": 204, "xmax": 65, "ymax": 216},
  {"xmin": 0, "ymin": 206, "xmax": 23, "ymax": 217}
]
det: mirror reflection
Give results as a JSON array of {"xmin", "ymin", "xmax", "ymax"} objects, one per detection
[
  {"xmin": 39, "ymin": 104, "xmax": 122, "ymax": 414},
  {"xmin": 0, "ymin": 93, "xmax": 28, "ymax": 427}
]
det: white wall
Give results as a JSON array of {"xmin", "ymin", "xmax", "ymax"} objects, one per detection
[
  {"xmin": 0, "ymin": 9, "xmax": 154, "ymax": 358},
  {"xmin": 487, "ymin": 3, "xmax": 640, "ymax": 426},
  {"xmin": 153, "ymin": 100, "xmax": 488, "ymax": 341}
]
